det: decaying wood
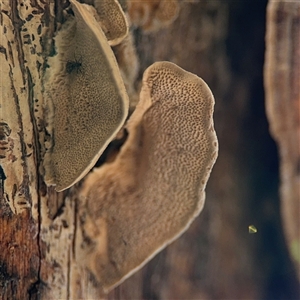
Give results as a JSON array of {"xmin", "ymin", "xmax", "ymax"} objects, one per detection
[
  {"xmin": 0, "ymin": 1, "xmax": 103, "ymax": 298},
  {"xmin": 0, "ymin": 0, "xmax": 43, "ymax": 298},
  {"xmin": 265, "ymin": 0, "xmax": 300, "ymax": 280}
]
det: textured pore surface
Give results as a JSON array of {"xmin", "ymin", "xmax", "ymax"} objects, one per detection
[
  {"xmin": 79, "ymin": 61, "xmax": 218, "ymax": 291},
  {"xmin": 94, "ymin": 0, "xmax": 128, "ymax": 46},
  {"xmin": 44, "ymin": 0, "xmax": 128, "ymax": 191}
]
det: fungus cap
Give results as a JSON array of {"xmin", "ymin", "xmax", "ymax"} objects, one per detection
[
  {"xmin": 43, "ymin": 0, "xmax": 129, "ymax": 191},
  {"xmin": 79, "ymin": 61, "xmax": 218, "ymax": 291}
]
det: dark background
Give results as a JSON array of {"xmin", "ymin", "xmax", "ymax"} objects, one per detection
[{"xmin": 109, "ymin": 1, "xmax": 300, "ymax": 299}]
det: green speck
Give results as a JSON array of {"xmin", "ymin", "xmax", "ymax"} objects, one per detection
[
  {"xmin": 248, "ymin": 225, "xmax": 257, "ymax": 234},
  {"xmin": 290, "ymin": 239, "xmax": 300, "ymax": 263}
]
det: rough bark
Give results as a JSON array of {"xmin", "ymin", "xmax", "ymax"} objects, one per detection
[
  {"xmin": 0, "ymin": 1, "xmax": 103, "ymax": 299},
  {"xmin": 0, "ymin": 0, "xmax": 299, "ymax": 300},
  {"xmin": 1, "ymin": 0, "xmax": 44, "ymax": 298}
]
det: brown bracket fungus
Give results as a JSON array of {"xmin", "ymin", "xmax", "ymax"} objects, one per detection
[
  {"xmin": 43, "ymin": 0, "xmax": 129, "ymax": 192},
  {"xmin": 78, "ymin": 61, "xmax": 218, "ymax": 292},
  {"xmin": 93, "ymin": 0, "xmax": 129, "ymax": 46}
]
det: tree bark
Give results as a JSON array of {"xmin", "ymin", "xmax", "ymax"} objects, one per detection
[
  {"xmin": 0, "ymin": 1, "xmax": 103, "ymax": 298},
  {"xmin": 0, "ymin": 1, "xmax": 299, "ymax": 299}
]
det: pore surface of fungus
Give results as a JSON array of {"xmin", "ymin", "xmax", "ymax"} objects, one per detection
[
  {"xmin": 93, "ymin": 0, "xmax": 128, "ymax": 46},
  {"xmin": 43, "ymin": 0, "xmax": 129, "ymax": 191},
  {"xmin": 79, "ymin": 61, "xmax": 218, "ymax": 292}
]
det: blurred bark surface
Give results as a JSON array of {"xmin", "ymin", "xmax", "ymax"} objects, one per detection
[
  {"xmin": 265, "ymin": 0, "xmax": 300, "ymax": 282},
  {"xmin": 109, "ymin": 1, "xmax": 300, "ymax": 299}
]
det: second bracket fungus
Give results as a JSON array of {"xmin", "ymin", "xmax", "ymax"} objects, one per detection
[
  {"xmin": 79, "ymin": 61, "xmax": 218, "ymax": 292},
  {"xmin": 93, "ymin": 0, "xmax": 129, "ymax": 46},
  {"xmin": 43, "ymin": 0, "xmax": 129, "ymax": 191}
]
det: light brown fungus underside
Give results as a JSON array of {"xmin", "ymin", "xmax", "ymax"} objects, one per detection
[{"xmin": 79, "ymin": 61, "xmax": 218, "ymax": 292}]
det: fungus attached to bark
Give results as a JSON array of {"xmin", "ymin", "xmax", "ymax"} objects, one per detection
[
  {"xmin": 43, "ymin": 0, "xmax": 129, "ymax": 192},
  {"xmin": 79, "ymin": 61, "xmax": 218, "ymax": 292}
]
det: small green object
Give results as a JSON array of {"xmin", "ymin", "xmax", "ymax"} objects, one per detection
[
  {"xmin": 248, "ymin": 225, "xmax": 257, "ymax": 234},
  {"xmin": 290, "ymin": 240, "xmax": 300, "ymax": 263}
]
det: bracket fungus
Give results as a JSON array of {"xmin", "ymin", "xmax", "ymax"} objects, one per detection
[
  {"xmin": 93, "ymin": 0, "xmax": 129, "ymax": 46},
  {"xmin": 79, "ymin": 61, "xmax": 218, "ymax": 292},
  {"xmin": 43, "ymin": 0, "xmax": 129, "ymax": 191}
]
